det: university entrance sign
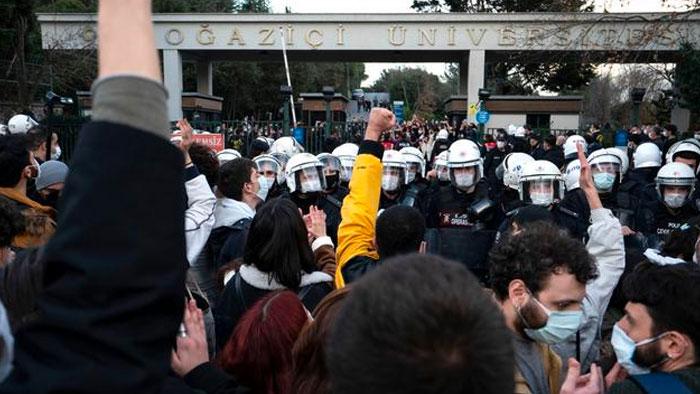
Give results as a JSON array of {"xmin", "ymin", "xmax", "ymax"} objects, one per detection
[{"xmin": 38, "ymin": 13, "xmax": 700, "ymax": 120}]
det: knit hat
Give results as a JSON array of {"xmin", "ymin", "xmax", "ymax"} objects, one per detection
[{"xmin": 35, "ymin": 160, "xmax": 68, "ymax": 190}]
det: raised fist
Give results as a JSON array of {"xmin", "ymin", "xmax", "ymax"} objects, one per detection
[{"xmin": 366, "ymin": 108, "xmax": 396, "ymax": 142}]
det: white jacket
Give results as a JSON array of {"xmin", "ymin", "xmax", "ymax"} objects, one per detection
[
  {"xmin": 185, "ymin": 174, "xmax": 217, "ymax": 265},
  {"xmin": 553, "ymin": 208, "xmax": 625, "ymax": 371}
]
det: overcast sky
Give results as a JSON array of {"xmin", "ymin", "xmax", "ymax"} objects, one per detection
[{"xmin": 267, "ymin": 0, "xmax": 691, "ymax": 87}]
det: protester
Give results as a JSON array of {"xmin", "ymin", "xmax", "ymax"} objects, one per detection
[
  {"xmin": 0, "ymin": 134, "xmax": 56, "ymax": 249},
  {"xmin": 606, "ymin": 262, "xmax": 700, "ymax": 393},
  {"xmin": 34, "ymin": 160, "xmax": 68, "ymax": 209},
  {"xmin": 213, "ymin": 198, "xmax": 334, "ymax": 351},
  {"xmin": 334, "ymin": 108, "xmax": 426, "ymax": 288},
  {"xmin": 218, "ymin": 290, "xmax": 309, "ymax": 394},
  {"xmin": 1, "ymin": 1, "xmax": 189, "ymax": 390},
  {"xmin": 489, "ymin": 221, "xmax": 599, "ymax": 393},
  {"xmin": 292, "ymin": 287, "xmax": 350, "ymax": 394},
  {"xmin": 327, "ymin": 254, "xmax": 515, "ymax": 394}
]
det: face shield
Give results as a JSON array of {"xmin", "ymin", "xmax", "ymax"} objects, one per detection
[
  {"xmin": 319, "ymin": 156, "xmax": 341, "ymax": 190},
  {"xmin": 406, "ymin": 162, "xmax": 421, "ymax": 184},
  {"xmin": 338, "ymin": 157, "xmax": 355, "ymax": 183},
  {"xmin": 436, "ymin": 163, "xmax": 450, "ymax": 182},
  {"xmin": 382, "ymin": 165, "xmax": 405, "ymax": 192},
  {"xmin": 256, "ymin": 159, "xmax": 280, "ymax": 188},
  {"xmin": 591, "ymin": 162, "xmax": 620, "ymax": 193},
  {"xmin": 525, "ymin": 180, "xmax": 556, "ymax": 206},
  {"xmin": 294, "ymin": 166, "xmax": 326, "ymax": 194}
]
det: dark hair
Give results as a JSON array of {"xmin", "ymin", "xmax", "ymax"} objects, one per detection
[
  {"xmin": 665, "ymin": 124, "xmax": 678, "ymax": 135},
  {"xmin": 293, "ymin": 287, "xmax": 351, "ymax": 394},
  {"xmin": 188, "ymin": 142, "xmax": 220, "ymax": 187},
  {"xmin": 375, "ymin": 205, "xmax": 426, "ymax": 259},
  {"xmin": 219, "ymin": 290, "xmax": 308, "ymax": 394},
  {"xmin": 510, "ymin": 205, "xmax": 555, "ymax": 231},
  {"xmin": 326, "ymin": 254, "xmax": 514, "ymax": 394},
  {"xmin": 218, "ymin": 158, "xmax": 256, "ymax": 201},
  {"xmin": 0, "ymin": 247, "xmax": 45, "ymax": 332},
  {"xmin": 489, "ymin": 222, "xmax": 598, "ymax": 301},
  {"xmin": 0, "ymin": 134, "xmax": 31, "ymax": 187},
  {"xmin": 544, "ymin": 134, "xmax": 557, "ymax": 146},
  {"xmin": 25, "ymin": 129, "xmax": 50, "ymax": 151},
  {"xmin": 0, "ymin": 197, "xmax": 24, "ymax": 248},
  {"xmin": 244, "ymin": 198, "xmax": 316, "ymax": 289},
  {"xmin": 623, "ymin": 261, "xmax": 700, "ymax": 360}
]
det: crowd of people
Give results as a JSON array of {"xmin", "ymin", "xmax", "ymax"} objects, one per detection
[{"xmin": 0, "ymin": 2, "xmax": 699, "ymax": 394}]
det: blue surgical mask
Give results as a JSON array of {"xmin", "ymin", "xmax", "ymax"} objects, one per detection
[
  {"xmin": 611, "ymin": 323, "xmax": 668, "ymax": 375},
  {"xmin": 521, "ymin": 297, "xmax": 583, "ymax": 345},
  {"xmin": 593, "ymin": 172, "xmax": 615, "ymax": 192}
]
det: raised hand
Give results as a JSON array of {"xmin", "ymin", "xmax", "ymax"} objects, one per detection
[
  {"xmin": 560, "ymin": 358, "xmax": 604, "ymax": 394},
  {"xmin": 171, "ymin": 299, "xmax": 209, "ymax": 377},
  {"xmin": 577, "ymin": 143, "xmax": 602, "ymax": 210},
  {"xmin": 366, "ymin": 108, "xmax": 396, "ymax": 142},
  {"xmin": 304, "ymin": 205, "xmax": 328, "ymax": 240}
]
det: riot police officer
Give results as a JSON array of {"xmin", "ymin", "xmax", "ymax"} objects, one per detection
[
  {"xmin": 316, "ymin": 152, "xmax": 347, "ymax": 245},
  {"xmin": 399, "ymin": 146, "xmax": 429, "ymax": 210},
  {"xmin": 253, "ymin": 154, "xmax": 282, "ymax": 201},
  {"xmin": 332, "ymin": 143, "xmax": 359, "ymax": 189},
  {"xmin": 645, "ymin": 162, "xmax": 699, "ymax": 249},
  {"xmin": 424, "ymin": 139, "xmax": 496, "ymax": 282},
  {"xmin": 281, "ymin": 152, "xmax": 343, "ymax": 244},
  {"xmin": 494, "ymin": 152, "xmax": 534, "ymax": 217},
  {"xmin": 379, "ymin": 150, "xmax": 408, "ymax": 210}
]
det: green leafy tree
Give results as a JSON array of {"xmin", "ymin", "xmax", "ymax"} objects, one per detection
[
  {"xmin": 371, "ymin": 67, "xmax": 449, "ymax": 119},
  {"xmin": 675, "ymin": 42, "xmax": 700, "ymax": 126}
]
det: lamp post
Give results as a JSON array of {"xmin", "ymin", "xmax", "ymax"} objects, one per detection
[
  {"xmin": 322, "ymin": 86, "xmax": 335, "ymax": 138},
  {"xmin": 280, "ymin": 85, "xmax": 293, "ymax": 136},
  {"xmin": 630, "ymin": 88, "xmax": 646, "ymax": 126}
]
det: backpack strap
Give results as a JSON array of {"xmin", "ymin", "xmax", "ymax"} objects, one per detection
[
  {"xmin": 297, "ymin": 285, "xmax": 313, "ymax": 302},
  {"xmin": 630, "ymin": 373, "xmax": 693, "ymax": 394}
]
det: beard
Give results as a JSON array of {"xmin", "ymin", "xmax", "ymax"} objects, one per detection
[
  {"xmin": 632, "ymin": 340, "xmax": 667, "ymax": 369},
  {"xmin": 514, "ymin": 297, "xmax": 548, "ymax": 334}
]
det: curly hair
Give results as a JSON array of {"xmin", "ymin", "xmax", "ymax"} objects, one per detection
[
  {"xmin": 188, "ymin": 142, "xmax": 220, "ymax": 188},
  {"xmin": 0, "ymin": 196, "xmax": 25, "ymax": 248},
  {"xmin": 489, "ymin": 222, "xmax": 598, "ymax": 301}
]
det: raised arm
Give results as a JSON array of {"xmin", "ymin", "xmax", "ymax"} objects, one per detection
[
  {"xmin": 334, "ymin": 109, "xmax": 395, "ymax": 288},
  {"xmin": 2, "ymin": 1, "xmax": 188, "ymax": 392}
]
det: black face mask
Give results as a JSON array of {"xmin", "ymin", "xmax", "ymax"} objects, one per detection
[{"xmin": 325, "ymin": 174, "xmax": 339, "ymax": 191}]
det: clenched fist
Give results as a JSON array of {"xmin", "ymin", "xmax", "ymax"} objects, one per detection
[{"xmin": 366, "ymin": 108, "xmax": 396, "ymax": 142}]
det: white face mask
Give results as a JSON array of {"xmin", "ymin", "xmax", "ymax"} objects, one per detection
[
  {"xmin": 382, "ymin": 174, "xmax": 401, "ymax": 192},
  {"xmin": 454, "ymin": 171, "xmax": 475, "ymax": 189},
  {"xmin": 256, "ymin": 175, "xmax": 270, "ymax": 201},
  {"xmin": 530, "ymin": 191, "xmax": 554, "ymax": 206},
  {"xmin": 51, "ymin": 146, "xmax": 62, "ymax": 161},
  {"xmin": 497, "ymin": 141, "xmax": 506, "ymax": 149},
  {"xmin": 664, "ymin": 192, "xmax": 687, "ymax": 209}
]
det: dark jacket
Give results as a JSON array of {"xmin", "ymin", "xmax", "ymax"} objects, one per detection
[
  {"xmin": 608, "ymin": 368, "xmax": 700, "ymax": 394},
  {"xmin": 213, "ymin": 245, "xmax": 335, "ymax": 351},
  {"xmin": 543, "ymin": 146, "xmax": 565, "ymax": 169},
  {"xmin": 0, "ymin": 76, "xmax": 187, "ymax": 393}
]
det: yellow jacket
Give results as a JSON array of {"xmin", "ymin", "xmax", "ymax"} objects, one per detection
[{"xmin": 334, "ymin": 144, "xmax": 382, "ymax": 288}]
